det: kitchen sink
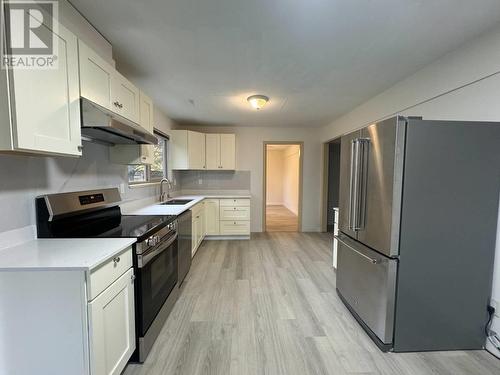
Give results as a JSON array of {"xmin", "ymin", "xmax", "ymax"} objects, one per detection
[{"xmin": 161, "ymin": 199, "xmax": 193, "ymax": 205}]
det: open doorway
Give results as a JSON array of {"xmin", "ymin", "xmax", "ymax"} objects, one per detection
[
  {"xmin": 326, "ymin": 138, "xmax": 341, "ymax": 232},
  {"xmin": 263, "ymin": 142, "xmax": 303, "ymax": 232},
  {"xmin": 321, "ymin": 137, "xmax": 341, "ymax": 268}
]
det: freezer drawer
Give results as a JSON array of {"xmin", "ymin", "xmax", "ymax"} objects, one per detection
[{"xmin": 336, "ymin": 234, "xmax": 397, "ymax": 344}]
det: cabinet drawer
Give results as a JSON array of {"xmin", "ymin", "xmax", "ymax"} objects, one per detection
[
  {"xmin": 220, "ymin": 199, "xmax": 250, "ymax": 207},
  {"xmin": 220, "ymin": 206, "xmax": 250, "ymax": 220},
  {"xmin": 88, "ymin": 247, "xmax": 133, "ymax": 301},
  {"xmin": 220, "ymin": 221, "xmax": 250, "ymax": 235}
]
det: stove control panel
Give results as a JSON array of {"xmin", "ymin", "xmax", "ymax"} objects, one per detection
[{"xmin": 146, "ymin": 235, "xmax": 161, "ymax": 247}]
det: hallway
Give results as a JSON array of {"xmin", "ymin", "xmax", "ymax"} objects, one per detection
[{"xmin": 266, "ymin": 205, "xmax": 299, "ymax": 232}]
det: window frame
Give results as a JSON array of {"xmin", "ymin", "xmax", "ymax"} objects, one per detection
[{"xmin": 127, "ymin": 130, "xmax": 169, "ymax": 185}]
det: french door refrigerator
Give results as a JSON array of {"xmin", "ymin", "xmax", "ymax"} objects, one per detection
[{"xmin": 336, "ymin": 116, "xmax": 500, "ymax": 352}]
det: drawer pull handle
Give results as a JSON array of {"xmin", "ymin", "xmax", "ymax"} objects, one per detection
[
  {"xmin": 113, "ymin": 256, "xmax": 121, "ymax": 264},
  {"xmin": 131, "ymin": 274, "xmax": 136, "ymax": 281}
]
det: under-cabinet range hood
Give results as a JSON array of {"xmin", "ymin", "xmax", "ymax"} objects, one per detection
[{"xmin": 80, "ymin": 97, "xmax": 157, "ymax": 145}]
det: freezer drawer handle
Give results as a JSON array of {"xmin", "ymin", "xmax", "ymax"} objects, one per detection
[{"xmin": 335, "ymin": 235, "xmax": 382, "ymax": 264}]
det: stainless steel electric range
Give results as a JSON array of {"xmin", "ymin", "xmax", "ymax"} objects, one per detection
[{"xmin": 35, "ymin": 188, "xmax": 178, "ymax": 362}]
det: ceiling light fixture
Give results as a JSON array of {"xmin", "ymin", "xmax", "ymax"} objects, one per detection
[{"xmin": 247, "ymin": 95, "xmax": 269, "ymax": 110}]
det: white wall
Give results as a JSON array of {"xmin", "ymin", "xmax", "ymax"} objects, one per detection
[
  {"xmin": 321, "ymin": 23, "xmax": 500, "ymax": 353},
  {"xmin": 266, "ymin": 149, "xmax": 284, "ymax": 205},
  {"xmin": 179, "ymin": 126, "xmax": 322, "ymax": 232},
  {"xmin": 282, "ymin": 145, "xmax": 300, "ymax": 215}
]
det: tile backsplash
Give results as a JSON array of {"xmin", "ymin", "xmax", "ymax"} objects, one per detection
[{"xmin": 177, "ymin": 170, "xmax": 251, "ymax": 191}]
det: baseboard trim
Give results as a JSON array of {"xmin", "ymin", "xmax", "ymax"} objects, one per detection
[{"xmin": 204, "ymin": 235, "xmax": 250, "ymax": 240}]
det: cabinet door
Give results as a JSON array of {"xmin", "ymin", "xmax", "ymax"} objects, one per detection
[
  {"xmin": 139, "ymin": 91, "xmax": 154, "ymax": 164},
  {"xmin": 219, "ymin": 134, "xmax": 236, "ymax": 169},
  {"xmin": 111, "ymin": 73, "xmax": 140, "ymax": 123},
  {"xmin": 205, "ymin": 134, "xmax": 219, "ymax": 170},
  {"xmin": 205, "ymin": 199, "xmax": 220, "ymax": 235},
  {"xmin": 187, "ymin": 131, "xmax": 206, "ymax": 169},
  {"xmin": 11, "ymin": 23, "xmax": 82, "ymax": 156},
  {"xmin": 79, "ymin": 40, "xmax": 113, "ymax": 110},
  {"xmin": 139, "ymin": 91, "xmax": 154, "ymax": 132},
  {"xmin": 191, "ymin": 216, "xmax": 199, "ymax": 256},
  {"xmin": 88, "ymin": 268, "xmax": 135, "ymax": 375},
  {"xmin": 199, "ymin": 205, "xmax": 206, "ymax": 240}
]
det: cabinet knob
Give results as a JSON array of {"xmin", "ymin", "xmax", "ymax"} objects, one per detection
[
  {"xmin": 77, "ymin": 145, "xmax": 83, "ymax": 152},
  {"xmin": 131, "ymin": 274, "xmax": 136, "ymax": 282},
  {"xmin": 113, "ymin": 256, "xmax": 121, "ymax": 265}
]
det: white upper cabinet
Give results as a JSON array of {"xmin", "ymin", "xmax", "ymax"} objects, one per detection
[
  {"xmin": 205, "ymin": 133, "xmax": 219, "ymax": 169},
  {"xmin": 78, "ymin": 41, "xmax": 113, "ymax": 111},
  {"xmin": 79, "ymin": 40, "xmax": 140, "ymax": 124},
  {"xmin": 0, "ymin": 20, "xmax": 82, "ymax": 156},
  {"xmin": 205, "ymin": 134, "xmax": 236, "ymax": 170},
  {"xmin": 219, "ymin": 134, "xmax": 236, "ymax": 170},
  {"xmin": 139, "ymin": 91, "xmax": 154, "ymax": 133},
  {"xmin": 171, "ymin": 130, "xmax": 206, "ymax": 170},
  {"xmin": 109, "ymin": 91, "xmax": 154, "ymax": 165},
  {"xmin": 111, "ymin": 72, "xmax": 140, "ymax": 123}
]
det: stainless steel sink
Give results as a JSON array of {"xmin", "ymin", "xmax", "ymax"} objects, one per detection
[{"xmin": 160, "ymin": 199, "xmax": 193, "ymax": 205}]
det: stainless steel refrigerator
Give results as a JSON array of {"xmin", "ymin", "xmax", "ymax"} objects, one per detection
[{"xmin": 336, "ymin": 116, "xmax": 500, "ymax": 352}]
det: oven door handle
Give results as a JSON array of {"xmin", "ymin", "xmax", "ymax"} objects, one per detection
[{"xmin": 138, "ymin": 233, "xmax": 178, "ymax": 268}]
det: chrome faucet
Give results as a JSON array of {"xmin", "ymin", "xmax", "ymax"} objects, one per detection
[{"xmin": 159, "ymin": 178, "xmax": 172, "ymax": 202}]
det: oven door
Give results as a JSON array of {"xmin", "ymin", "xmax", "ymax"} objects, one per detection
[{"xmin": 135, "ymin": 231, "xmax": 178, "ymax": 336}]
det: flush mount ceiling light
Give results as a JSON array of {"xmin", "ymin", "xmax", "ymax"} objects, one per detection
[{"xmin": 247, "ymin": 95, "xmax": 269, "ymax": 110}]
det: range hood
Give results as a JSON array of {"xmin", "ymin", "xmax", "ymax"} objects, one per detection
[{"xmin": 80, "ymin": 97, "xmax": 157, "ymax": 145}]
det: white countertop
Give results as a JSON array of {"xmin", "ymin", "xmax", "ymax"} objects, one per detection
[
  {"xmin": 0, "ymin": 238, "xmax": 136, "ymax": 271},
  {"xmin": 125, "ymin": 194, "xmax": 251, "ymax": 216}
]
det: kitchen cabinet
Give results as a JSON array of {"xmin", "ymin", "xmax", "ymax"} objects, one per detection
[
  {"xmin": 219, "ymin": 134, "xmax": 236, "ymax": 169},
  {"xmin": 0, "ymin": 246, "xmax": 135, "ymax": 375},
  {"xmin": 171, "ymin": 130, "xmax": 206, "ymax": 170},
  {"xmin": 199, "ymin": 198, "xmax": 251, "ymax": 237},
  {"xmin": 191, "ymin": 202, "xmax": 205, "ymax": 256},
  {"xmin": 204, "ymin": 199, "xmax": 220, "ymax": 235},
  {"xmin": 88, "ymin": 268, "xmax": 135, "ymax": 375},
  {"xmin": 78, "ymin": 40, "xmax": 113, "ymax": 112},
  {"xmin": 111, "ymin": 72, "xmax": 140, "ymax": 123},
  {"xmin": 109, "ymin": 91, "xmax": 155, "ymax": 165},
  {"xmin": 79, "ymin": 40, "xmax": 140, "ymax": 124},
  {"xmin": 0, "ymin": 21, "xmax": 82, "ymax": 156},
  {"xmin": 205, "ymin": 134, "xmax": 236, "ymax": 170},
  {"xmin": 218, "ymin": 199, "xmax": 251, "ymax": 236}
]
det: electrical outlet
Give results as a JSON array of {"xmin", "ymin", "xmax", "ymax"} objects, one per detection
[
  {"xmin": 198, "ymin": 178, "xmax": 203, "ymax": 185},
  {"xmin": 119, "ymin": 183, "xmax": 125, "ymax": 194}
]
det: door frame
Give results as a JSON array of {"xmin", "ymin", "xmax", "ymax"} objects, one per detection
[{"xmin": 262, "ymin": 141, "xmax": 304, "ymax": 232}]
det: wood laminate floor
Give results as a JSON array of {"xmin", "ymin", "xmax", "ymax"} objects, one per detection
[
  {"xmin": 266, "ymin": 205, "xmax": 299, "ymax": 232},
  {"xmin": 124, "ymin": 233, "xmax": 500, "ymax": 375}
]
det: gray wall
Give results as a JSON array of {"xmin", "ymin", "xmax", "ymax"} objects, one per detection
[{"xmin": 0, "ymin": 141, "xmax": 159, "ymax": 233}]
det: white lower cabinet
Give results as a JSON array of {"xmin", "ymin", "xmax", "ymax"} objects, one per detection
[
  {"xmin": 220, "ymin": 221, "xmax": 251, "ymax": 235},
  {"xmin": 194, "ymin": 198, "xmax": 251, "ymax": 239},
  {"xmin": 0, "ymin": 246, "xmax": 135, "ymax": 375},
  {"xmin": 218, "ymin": 199, "xmax": 251, "ymax": 236},
  {"xmin": 88, "ymin": 268, "xmax": 135, "ymax": 375},
  {"xmin": 191, "ymin": 202, "xmax": 205, "ymax": 256},
  {"xmin": 204, "ymin": 199, "xmax": 220, "ymax": 235}
]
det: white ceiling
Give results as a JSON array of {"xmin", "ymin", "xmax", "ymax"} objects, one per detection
[{"xmin": 71, "ymin": 0, "xmax": 500, "ymax": 128}]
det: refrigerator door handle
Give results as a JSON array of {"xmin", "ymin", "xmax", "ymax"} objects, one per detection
[
  {"xmin": 348, "ymin": 140, "xmax": 357, "ymax": 230},
  {"xmin": 356, "ymin": 138, "xmax": 370, "ymax": 231},
  {"xmin": 335, "ymin": 235, "xmax": 383, "ymax": 264}
]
